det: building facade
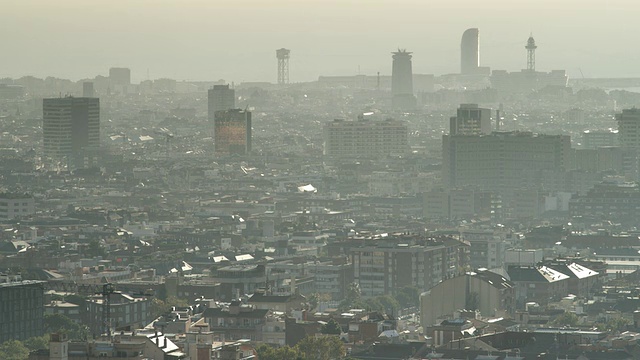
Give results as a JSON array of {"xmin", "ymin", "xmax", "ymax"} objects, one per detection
[
  {"xmin": 450, "ymin": 104, "xmax": 492, "ymax": 135},
  {"xmin": 442, "ymin": 131, "xmax": 571, "ymax": 195},
  {"xmin": 323, "ymin": 118, "xmax": 408, "ymax": 158},
  {"xmin": 0, "ymin": 193, "xmax": 35, "ymax": 220},
  {"xmin": 214, "ymin": 109, "xmax": 251, "ymax": 155},
  {"xmin": 208, "ymin": 84, "xmax": 235, "ymax": 121},
  {"xmin": 350, "ymin": 236, "xmax": 469, "ymax": 297},
  {"xmin": 0, "ymin": 280, "xmax": 45, "ymax": 343},
  {"xmin": 43, "ymin": 97, "xmax": 100, "ymax": 167}
]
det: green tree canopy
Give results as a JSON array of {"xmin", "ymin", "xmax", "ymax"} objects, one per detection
[
  {"xmin": 321, "ymin": 318, "xmax": 343, "ymax": 335},
  {"xmin": 0, "ymin": 340, "xmax": 30, "ymax": 360},
  {"xmin": 44, "ymin": 314, "xmax": 89, "ymax": 341},
  {"xmin": 23, "ymin": 335, "xmax": 49, "ymax": 351},
  {"xmin": 295, "ymin": 335, "xmax": 345, "ymax": 360},
  {"xmin": 553, "ymin": 312, "xmax": 579, "ymax": 327}
]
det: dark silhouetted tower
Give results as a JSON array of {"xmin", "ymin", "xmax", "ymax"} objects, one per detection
[
  {"xmin": 208, "ymin": 85, "xmax": 235, "ymax": 121},
  {"xmin": 461, "ymin": 28, "xmax": 480, "ymax": 75},
  {"xmin": 391, "ymin": 49, "xmax": 416, "ymax": 109},
  {"xmin": 276, "ymin": 48, "xmax": 290, "ymax": 85},
  {"xmin": 526, "ymin": 35, "xmax": 537, "ymax": 71}
]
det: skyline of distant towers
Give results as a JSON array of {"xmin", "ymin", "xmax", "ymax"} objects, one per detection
[
  {"xmin": 276, "ymin": 48, "xmax": 290, "ymax": 85},
  {"xmin": 391, "ymin": 49, "xmax": 416, "ymax": 109},
  {"xmin": 526, "ymin": 34, "xmax": 537, "ymax": 71},
  {"xmin": 208, "ymin": 84, "xmax": 235, "ymax": 121},
  {"xmin": 460, "ymin": 28, "xmax": 480, "ymax": 75}
]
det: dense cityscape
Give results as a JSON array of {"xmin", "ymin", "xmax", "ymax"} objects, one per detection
[{"xmin": 4, "ymin": 4, "xmax": 640, "ymax": 359}]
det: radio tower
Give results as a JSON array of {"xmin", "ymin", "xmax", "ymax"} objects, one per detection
[
  {"xmin": 276, "ymin": 48, "xmax": 290, "ymax": 85},
  {"xmin": 525, "ymin": 34, "xmax": 537, "ymax": 71}
]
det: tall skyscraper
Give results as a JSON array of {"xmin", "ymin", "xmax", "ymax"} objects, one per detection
[
  {"xmin": 208, "ymin": 85, "xmax": 235, "ymax": 121},
  {"xmin": 109, "ymin": 67, "xmax": 131, "ymax": 86},
  {"xmin": 461, "ymin": 28, "xmax": 480, "ymax": 75},
  {"xmin": 391, "ymin": 49, "xmax": 416, "ymax": 109},
  {"xmin": 214, "ymin": 109, "xmax": 251, "ymax": 155},
  {"xmin": 450, "ymin": 104, "xmax": 492, "ymax": 135},
  {"xmin": 43, "ymin": 97, "xmax": 100, "ymax": 167}
]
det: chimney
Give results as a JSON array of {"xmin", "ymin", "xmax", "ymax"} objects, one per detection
[{"xmin": 163, "ymin": 337, "xmax": 167, "ymax": 349}]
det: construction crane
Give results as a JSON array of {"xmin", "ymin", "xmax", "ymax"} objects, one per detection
[{"xmin": 99, "ymin": 283, "xmax": 115, "ymax": 337}]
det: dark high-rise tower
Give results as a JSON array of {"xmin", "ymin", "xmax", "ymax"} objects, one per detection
[
  {"xmin": 391, "ymin": 49, "xmax": 416, "ymax": 109},
  {"xmin": 461, "ymin": 28, "xmax": 480, "ymax": 75},
  {"xmin": 43, "ymin": 97, "xmax": 100, "ymax": 168},
  {"xmin": 208, "ymin": 85, "xmax": 235, "ymax": 121},
  {"xmin": 526, "ymin": 35, "xmax": 537, "ymax": 71}
]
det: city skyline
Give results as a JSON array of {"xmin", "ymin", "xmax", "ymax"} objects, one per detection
[{"xmin": 2, "ymin": 0, "xmax": 640, "ymax": 83}]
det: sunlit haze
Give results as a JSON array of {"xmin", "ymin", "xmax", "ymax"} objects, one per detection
[{"xmin": 3, "ymin": 0, "xmax": 640, "ymax": 82}]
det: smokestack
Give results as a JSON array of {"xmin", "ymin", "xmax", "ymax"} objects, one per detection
[{"xmin": 496, "ymin": 109, "xmax": 501, "ymax": 131}]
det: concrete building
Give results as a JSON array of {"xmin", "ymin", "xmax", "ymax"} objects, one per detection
[
  {"xmin": 569, "ymin": 178, "xmax": 640, "ymax": 223},
  {"xmin": 108, "ymin": 67, "xmax": 131, "ymax": 86},
  {"xmin": 214, "ymin": 265, "xmax": 266, "ymax": 301},
  {"xmin": 43, "ymin": 97, "xmax": 100, "ymax": 167},
  {"xmin": 617, "ymin": 108, "xmax": 640, "ymax": 150},
  {"xmin": 0, "ymin": 280, "xmax": 45, "ymax": 343},
  {"xmin": 350, "ymin": 236, "xmax": 469, "ymax": 297},
  {"xmin": 460, "ymin": 28, "xmax": 480, "ymax": 75},
  {"xmin": 424, "ymin": 188, "xmax": 499, "ymax": 221},
  {"xmin": 507, "ymin": 266, "xmax": 570, "ymax": 308},
  {"xmin": 208, "ymin": 84, "xmax": 235, "ymax": 121},
  {"xmin": 203, "ymin": 301, "xmax": 269, "ymax": 341},
  {"xmin": 582, "ymin": 129, "xmax": 619, "ymax": 149},
  {"xmin": 308, "ymin": 259, "xmax": 354, "ymax": 300},
  {"xmin": 323, "ymin": 118, "xmax": 408, "ymax": 158},
  {"xmin": 214, "ymin": 109, "xmax": 251, "ymax": 155},
  {"xmin": 85, "ymin": 292, "xmax": 152, "ymax": 336},
  {"xmin": 0, "ymin": 192, "xmax": 35, "ymax": 220},
  {"xmin": 461, "ymin": 229, "xmax": 507, "ymax": 270},
  {"xmin": 449, "ymin": 104, "xmax": 492, "ymax": 135},
  {"xmin": 420, "ymin": 269, "xmax": 515, "ymax": 328},
  {"xmin": 490, "ymin": 69, "xmax": 568, "ymax": 92},
  {"xmin": 442, "ymin": 131, "xmax": 571, "ymax": 195},
  {"xmin": 391, "ymin": 49, "xmax": 416, "ymax": 109},
  {"xmin": 82, "ymin": 82, "xmax": 95, "ymax": 97}
]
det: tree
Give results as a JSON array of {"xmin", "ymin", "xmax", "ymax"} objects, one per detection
[
  {"xmin": 321, "ymin": 318, "xmax": 342, "ymax": 335},
  {"xmin": 394, "ymin": 286, "xmax": 418, "ymax": 309},
  {"xmin": 0, "ymin": 340, "xmax": 30, "ymax": 360},
  {"xmin": 24, "ymin": 335, "xmax": 49, "ymax": 351},
  {"xmin": 255, "ymin": 344, "xmax": 302, "ymax": 360},
  {"xmin": 376, "ymin": 295, "xmax": 400, "ymax": 315},
  {"xmin": 44, "ymin": 314, "xmax": 89, "ymax": 341},
  {"xmin": 295, "ymin": 335, "xmax": 345, "ymax": 360},
  {"xmin": 553, "ymin": 312, "xmax": 579, "ymax": 327}
]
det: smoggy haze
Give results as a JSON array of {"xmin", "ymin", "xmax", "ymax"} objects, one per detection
[{"xmin": 2, "ymin": 0, "xmax": 639, "ymax": 82}]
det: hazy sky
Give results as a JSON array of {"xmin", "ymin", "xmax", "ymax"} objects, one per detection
[{"xmin": 3, "ymin": 0, "xmax": 640, "ymax": 83}]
